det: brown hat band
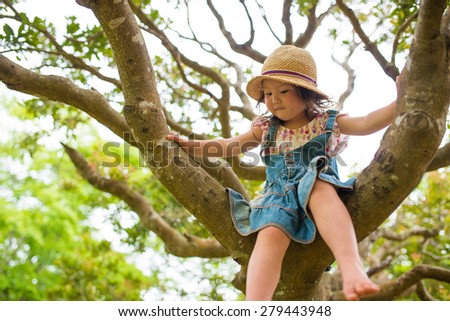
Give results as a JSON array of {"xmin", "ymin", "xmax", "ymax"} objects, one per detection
[{"xmin": 262, "ymin": 69, "xmax": 317, "ymax": 85}]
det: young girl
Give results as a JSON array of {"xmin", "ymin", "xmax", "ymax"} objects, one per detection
[{"xmin": 167, "ymin": 45, "xmax": 396, "ymax": 301}]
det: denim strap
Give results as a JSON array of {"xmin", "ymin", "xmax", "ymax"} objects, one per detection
[
  {"xmin": 266, "ymin": 117, "xmax": 279, "ymax": 146},
  {"xmin": 325, "ymin": 110, "xmax": 338, "ymax": 132}
]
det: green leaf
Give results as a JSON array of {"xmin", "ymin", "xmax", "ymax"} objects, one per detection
[{"xmin": 3, "ymin": 24, "xmax": 14, "ymax": 39}]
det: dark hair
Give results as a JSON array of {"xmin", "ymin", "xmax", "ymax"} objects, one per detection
[{"xmin": 254, "ymin": 85, "xmax": 335, "ymax": 122}]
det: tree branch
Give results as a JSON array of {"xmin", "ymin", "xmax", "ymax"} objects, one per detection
[
  {"xmin": 331, "ymin": 39, "xmax": 359, "ymax": 106},
  {"xmin": 255, "ymin": 0, "xmax": 283, "ymax": 44},
  {"xmin": 0, "ymin": 54, "xmax": 129, "ymax": 140},
  {"xmin": 391, "ymin": 10, "xmax": 419, "ymax": 65},
  {"xmin": 416, "ymin": 280, "xmax": 439, "ymax": 301},
  {"xmin": 85, "ymin": 0, "xmax": 255, "ymax": 265},
  {"xmin": 0, "ymin": 53, "xmax": 250, "ymax": 196},
  {"xmin": 366, "ymin": 265, "xmax": 450, "ymax": 300},
  {"xmin": 165, "ymin": 5, "xmax": 257, "ymax": 122},
  {"xmin": 294, "ymin": 3, "xmax": 336, "ymax": 48},
  {"xmin": 206, "ymin": 0, "xmax": 266, "ymax": 63},
  {"xmin": 342, "ymin": 0, "xmax": 449, "ymax": 242},
  {"xmin": 336, "ymin": 0, "xmax": 399, "ymax": 80},
  {"xmin": 426, "ymin": 142, "xmax": 450, "ymax": 171},
  {"xmin": 3, "ymin": 0, "xmax": 121, "ymax": 88},
  {"xmin": 379, "ymin": 226, "xmax": 441, "ymax": 242},
  {"xmin": 62, "ymin": 143, "xmax": 228, "ymax": 258},
  {"xmin": 282, "ymin": 0, "xmax": 293, "ymax": 44},
  {"xmin": 367, "ymin": 256, "xmax": 393, "ymax": 278},
  {"xmin": 294, "ymin": 3, "xmax": 317, "ymax": 48},
  {"xmin": 129, "ymin": 0, "xmax": 234, "ymax": 139},
  {"xmin": 330, "ymin": 264, "xmax": 450, "ymax": 300}
]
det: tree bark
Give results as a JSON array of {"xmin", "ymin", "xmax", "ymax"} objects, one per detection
[
  {"xmin": 78, "ymin": 0, "xmax": 255, "ymax": 266},
  {"xmin": 342, "ymin": 0, "xmax": 449, "ymax": 241}
]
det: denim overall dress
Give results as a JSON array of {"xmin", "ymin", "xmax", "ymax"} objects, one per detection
[{"xmin": 227, "ymin": 110, "xmax": 356, "ymax": 244}]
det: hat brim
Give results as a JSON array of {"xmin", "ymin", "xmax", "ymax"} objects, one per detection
[{"xmin": 246, "ymin": 74, "xmax": 329, "ymax": 102}]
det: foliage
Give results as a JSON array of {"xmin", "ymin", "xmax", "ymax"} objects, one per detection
[
  {"xmin": 370, "ymin": 170, "xmax": 450, "ymax": 300},
  {"xmin": 0, "ymin": 96, "xmax": 238, "ymax": 300},
  {"xmin": 0, "ymin": 111, "xmax": 152, "ymax": 300}
]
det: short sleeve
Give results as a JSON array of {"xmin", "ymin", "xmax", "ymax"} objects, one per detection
[
  {"xmin": 317, "ymin": 112, "xmax": 349, "ymax": 157},
  {"xmin": 252, "ymin": 116, "xmax": 270, "ymax": 142},
  {"xmin": 326, "ymin": 113, "xmax": 349, "ymax": 157}
]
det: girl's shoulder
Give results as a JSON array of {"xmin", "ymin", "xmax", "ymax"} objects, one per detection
[
  {"xmin": 252, "ymin": 115, "xmax": 273, "ymax": 129},
  {"xmin": 317, "ymin": 109, "xmax": 339, "ymax": 117},
  {"xmin": 313, "ymin": 110, "xmax": 332, "ymax": 127},
  {"xmin": 315, "ymin": 109, "xmax": 347, "ymax": 125}
]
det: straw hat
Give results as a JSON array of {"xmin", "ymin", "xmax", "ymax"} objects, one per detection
[{"xmin": 246, "ymin": 45, "xmax": 328, "ymax": 101}]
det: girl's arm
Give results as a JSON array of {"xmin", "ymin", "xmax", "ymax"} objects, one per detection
[
  {"xmin": 337, "ymin": 100, "xmax": 396, "ymax": 136},
  {"xmin": 338, "ymin": 77, "xmax": 399, "ymax": 136},
  {"xmin": 166, "ymin": 126, "xmax": 262, "ymax": 158}
]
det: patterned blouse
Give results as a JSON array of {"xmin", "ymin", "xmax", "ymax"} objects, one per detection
[{"xmin": 253, "ymin": 112, "xmax": 349, "ymax": 157}]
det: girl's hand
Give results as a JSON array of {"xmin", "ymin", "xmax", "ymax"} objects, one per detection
[
  {"xmin": 167, "ymin": 126, "xmax": 261, "ymax": 157},
  {"xmin": 166, "ymin": 132, "xmax": 188, "ymax": 144},
  {"xmin": 166, "ymin": 132, "xmax": 198, "ymax": 154}
]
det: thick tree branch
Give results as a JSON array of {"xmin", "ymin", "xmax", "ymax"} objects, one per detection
[
  {"xmin": 342, "ymin": 0, "xmax": 449, "ymax": 241},
  {"xmin": 0, "ymin": 54, "xmax": 129, "ymax": 140},
  {"xmin": 62, "ymin": 143, "xmax": 228, "ymax": 258},
  {"xmin": 83, "ymin": 0, "xmax": 255, "ymax": 266}
]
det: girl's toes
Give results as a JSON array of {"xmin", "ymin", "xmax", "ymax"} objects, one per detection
[
  {"xmin": 343, "ymin": 286, "xmax": 359, "ymax": 301},
  {"xmin": 355, "ymin": 282, "xmax": 379, "ymax": 297}
]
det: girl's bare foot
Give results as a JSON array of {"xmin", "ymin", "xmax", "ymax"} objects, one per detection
[{"xmin": 341, "ymin": 263, "xmax": 380, "ymax": 300}]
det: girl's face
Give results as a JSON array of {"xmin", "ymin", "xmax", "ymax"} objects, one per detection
[{"xmin": 262, "ymin": 79, "xmax": 308, "ymax": 128}]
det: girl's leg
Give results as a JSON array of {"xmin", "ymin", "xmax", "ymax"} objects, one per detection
[
  {"xmin": 246, "ymin": 226, "xmax": 291, "ymax": 301},
  {"xmin": 309, "ymin": 179, "xmax": 380, "ymax": 301}
]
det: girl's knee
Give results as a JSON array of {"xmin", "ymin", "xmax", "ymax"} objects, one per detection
[
  {"xmin": 310, "ymin": 180, "xmax": 339, "ymax": 206},
  {"xmin": 311, "ymin": 180, "xmax": 335, "ymax": 197},
  {"xmin": 255, "ymin": 227, "xmax": 291, "ymax": 249},
  {"xmin": 258, "ymin": 226, "xmax": 288, "ymax": 239}
]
